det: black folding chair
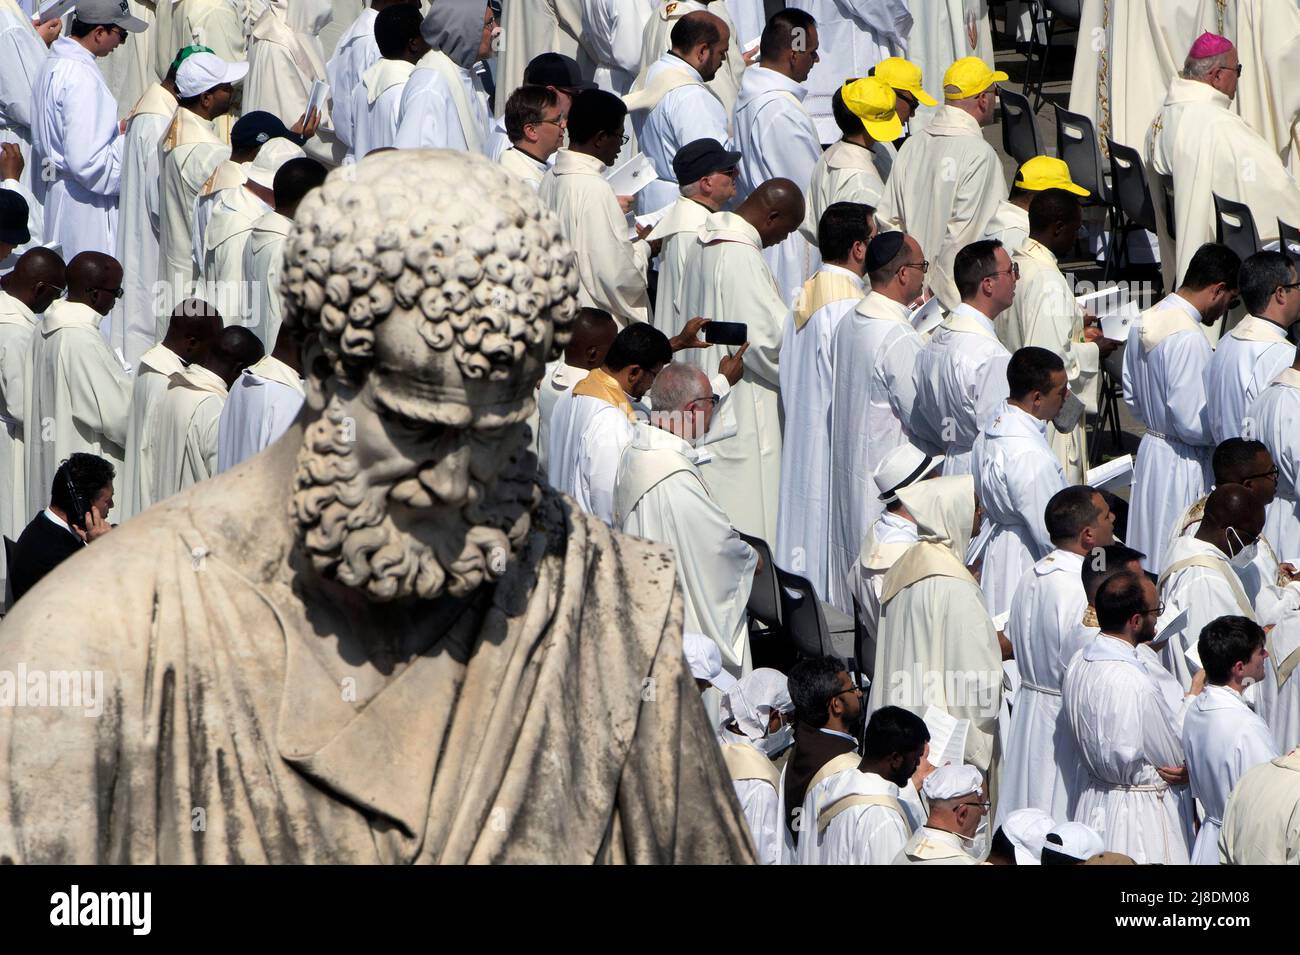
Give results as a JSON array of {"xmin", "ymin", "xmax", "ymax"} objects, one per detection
[
  {"xmin": 1105, "ymin": 137, "xmax": 1157, "ymax": 277},
  {"xmin": 775, "ymin": 566, "xmax": 830, "ymax": 661},
  {"xmin": 1278, "ymin": 218, "xmax": 1300, "ymax": 256},
  {"xmin": 851, "ymin": 594, "xmax": 876, "ymax": 686},
  {"xmin": 1055, "ymin": 104, "xmax": 1119, "ymax": 267},
  {"xmin": 1213, "ymin": 193, "xmax": 1262, "ymax": 263},
  {"xmin": 1000, "ymin": 87, "xmax": 1046, "ymax": 167},
  {"xmin": 738, "ymin": 531, "xmax": 794, "ymax": 672},
  {"xmin": 1024, "ymin": 0, "xmax": 1082, "ymax": 112}
]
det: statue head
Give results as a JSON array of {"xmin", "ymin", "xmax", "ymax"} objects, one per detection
[{"xmin": 281, "ymin": 150, "xmax": 578, "ymax": 602}]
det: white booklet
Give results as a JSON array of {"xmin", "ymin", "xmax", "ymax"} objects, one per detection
[
  {"xmin": 604, "ymin": 152, "xmax": 657, "ymax": 197},
  {"xmin": 304, "ymin": 80, "xmax": 329, "ymax": 121},
  {"xmin": 35, "ymin": 0, "xmax": 75, "ymax": 22},
  {"xmin": 1077, "ymin": 284, "xmax": 1137, "ymax": 340},
  {"xmin": 1085, "ymin": 453, "xmax": 1134, "ymax": 492},
  {"xmin": 922, "ymin": 706, "xmax": 969, "ymax": 768},
  {"xmin": 909, "ymin": 295, "xmax": 945, "ymax": 336}
]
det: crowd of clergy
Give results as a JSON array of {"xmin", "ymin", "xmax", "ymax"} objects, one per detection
[{"xmin": 2, "ymin": 0, "xmax": 1300, "ymax": 865}]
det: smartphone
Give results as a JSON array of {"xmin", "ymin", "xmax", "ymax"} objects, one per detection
[
  {"xmin": 704, "ymin": 321, "xmax": 747, "ymax": 346},
  {"xmin": 62, "ymin": 463, "xmax": 88, "ymax": 531}
]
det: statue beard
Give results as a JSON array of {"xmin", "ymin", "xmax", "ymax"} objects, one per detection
[{"xmin": 289, "ymin": 397, "xmax": 540, "ymax": 602}]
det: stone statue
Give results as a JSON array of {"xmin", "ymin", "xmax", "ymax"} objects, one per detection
[{"xmin": 0, "ymin": 151, "xmax": 755, "ymax": 864}]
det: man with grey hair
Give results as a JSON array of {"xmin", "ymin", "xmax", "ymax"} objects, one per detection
[
  {"xmin": 615, "ymin": 361, "xmax": 758, "ymax": 688},
  {"xmin": 1148, "ymin": 32, "xmax": 1300, "ymax": 291},
  {"xmin": 0, "ymin": 151, "xmax": 755, "ymax": 864}
]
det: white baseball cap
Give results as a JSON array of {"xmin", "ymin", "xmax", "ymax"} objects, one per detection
[
  {"xmin": 682, "ymin": 631, "xmax": 737, "ymax": 692},
  {"xmin": 175, "ymin": 51, "xmax": 249, "ymax": 99},
  {"xmin": 1001, "ymin": 808, "xmax": 1056, "ymax": 865},
  {"xmin": 1042, "ymin": 821, "xmax": 1105, "ymax": 863},
  {"xmin": 73, "ymin": 0, "xmax": 148, "ymax": 31},
  {"xmin": 874, "ymin": 442, "xmax": 941, "ymax": 503},
  {"xmin": 246, "ymin": 137, "xmax": 306, "ymax": 189}
]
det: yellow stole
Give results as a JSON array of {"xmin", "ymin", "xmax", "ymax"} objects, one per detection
[
  {"xmin": 572, "ymin": 367, "xmax": 635, "ymax": 419},
  {"xmin": 793, "ymin": 269, "xmax": 863, "ymax": 331}
]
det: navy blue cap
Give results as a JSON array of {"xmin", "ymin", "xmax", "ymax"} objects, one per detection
[
  {"xmin": 231, "ymin": 111, "xmax": 299, "ymax": 150},
  {"xmin": 671, "ymin": 138, "xmax": 742, "ymax": 185},
  {"xmin": 0, "ymin": 189, "xmax": 31, "ymax": 246}
]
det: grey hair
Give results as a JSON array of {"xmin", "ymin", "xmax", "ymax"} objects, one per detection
[
  {"xmin": 680, "ymin": 181, "xmax": 702, "ymax": 198},
  {"xmin": 1183, "ymin": 51, "xmax": 1230, "ymax": 80},
  {"xmin": 650, "ymin": 362, "xmax": 709, "ymax": 412}
]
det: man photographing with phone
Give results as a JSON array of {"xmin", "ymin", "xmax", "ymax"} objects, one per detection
[{"xmin": 8, "ymin": 453, "xmax": 114, "ymax": 605}]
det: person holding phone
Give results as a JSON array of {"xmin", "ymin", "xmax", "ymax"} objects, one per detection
[{"xmin": 8, "ymin": 452, "xmax": 114, "ymax": 604}]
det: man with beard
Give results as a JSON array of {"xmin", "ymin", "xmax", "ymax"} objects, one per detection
[{"xmin": 0, "ymin": 150, "xmax": 755, "ymax": 864}]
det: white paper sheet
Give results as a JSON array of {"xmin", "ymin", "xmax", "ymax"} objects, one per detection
[
  {"xmin": 304, "ymin": 80, "xmax": 329, "ymax": 121},
  {"xmin": 910, "ymin": 295, "xmax": 944, "ymax": 335},
  {"xmin": 1085, "ymin": 453, "xmax": 1134, "ymax": 492},
  {"xmin": 922, "ymin": 706, "xmax": 970, "ymax": 768},
  {"xmin": 605, "ymin": 152, "xmax": 657, "ymax": 197}
]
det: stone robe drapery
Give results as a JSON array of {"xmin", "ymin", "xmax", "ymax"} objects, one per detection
[
  {"xmin": 121, "ymin": 343, "xmax": 187, "ymax": 521},
  {"xmin": 150, "ymin": 362, "xmax": 228, "ymax": 501},
  {"xmin": 826, "ymin": 291, "xmax": 926, "ymax": 612},
  {"xmin": 776, "ymin": 264, "xmax": 863, "ymax": 599},
  {"xmin": 539, "ymin": 149, "xmax": 651, "ymax": 326},
  {"xmin": 0, "ymin": 435, "xmax": 756, "ymax": 864},
  {"xmin": 732, "ymin": 65, "xmax": 822, "ymax": 306},
  {"xmin": 1183, "ymin": 684, "xmax": 1279, "ymax": 864},
  {"xmin": 1205, "ymin": 315, "xmax": 1293, "ymax": 447},
  {"xmin": 877, "ymin": 105, "xmax": 1004, "ymax": 310},
  {"xmin": 215, "ymin": 354, "xmax": 304, "ymax": 474},
  {"xmin": 800, "ymin": 141, "xmax": 885, "ymax": 249},
  {"xmin": 22, "ymin": 300, "xmax": 132, "ymax": 521},
  {"xmin": 1147, "ymin": 77, "xmax": 1300, "ymax": 293},
  {"xmin": 677, "ymin": 211, "xmax": 784, "ymax": 543},
  {"xmin": 1121, "ymin": 293, "xmax": 1214, "ymax": 572}
]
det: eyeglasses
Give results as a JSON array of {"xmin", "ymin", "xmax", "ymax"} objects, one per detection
[
  {"xmin": 984, "ymin": 263, "xmax": 1020, "ymax": 280},
  {"xmin": 833, "ymin": 681, "xmax": 864, "ymax": 698},
  {"xmin": 1142, "ymin": 603, "xmax": 1166, "ymax": 618},
  {"xmin": 897, "ymin": 259, "xmax": 929, "ymax": 275},
  {"xmin": 687, "ymin": 394, "xmax": 720, "ymax": 408},
  {"xmin": 958, "ymin": 800, "xmax": 990, "ymax": 811},
  {"xmin": 94, "ymin": 286, "xmax": 125, "ymax": 300},
  {"xmin": 108, "ymin": 25, "xmax": 127, "ymax": 41},
  {"xmin": 1280, "ymin": 282, "xmax": 1300, "ymax": 292},
  {"xmin": 711, "ymin": 167, "xmax": 739, "ymax": 180},
  {"xmin": 1216, "ymin": 63, "xmax": 1243, "ymax": 77},
  {"xmin": 618, "ymin": 132, "xmax": 630, "ymax": 146},
  {"xmin": 1243, "ymin": 467, "xmax": 1280, "ymax": 482},
  {"xmin": 530, "ymin": 116, "xmax": 566, "ymax": 129}
]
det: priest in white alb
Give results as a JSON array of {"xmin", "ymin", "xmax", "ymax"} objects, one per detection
[
  {"xmin": 715, "ymin": 669, "xmax": 793, "ymax": 866},
  {"xmin": 0, "ymin": 0, "xmax": 52, "ymax": 201},
  {"xmin": 394, "ymin": 0, "xmax": 496, "ymax": 154},
  {"xmin": 498, "ymin": 86, "xmax": 566, "ymax": 191},
  {"xmin": 731, "ymin": 9, "xmax": 822, "ymax": 304},
  {"xmin": 777, "ymin": 202, "xmax": 868, "ymax": 600},
  {"xmin": 1205, "ymin": 251, "xmax": 1299, "ymax": 447},
  {"xmin": 676, "ymin": 178, "xmax": 805, "ymax": 543},
  {"xmin": 827, "ymin": 231, "xmax": 930, "ymax": 612},
  {"xmin": 245, "ymin": 0, "xmax": 331, "ymax": 127},
  {"xmin": 1062, "ymin": 570, "xmax": 1197, "ymax": 865},
  {"xmin": 645, "ymin": 137, "xmax": 739, "ymax": 338},
  {"xmin": 162, "ymin": 0, "xmax": 247, "ymax": 71},
  {"xmin": 1248, "ymin": 356, "xmax": 1300, "ymax": 567},
  {"xmin": 1122, "ymin": 242, "xmax": 1240, "ymax": 571},
  {"xmin": 615, "ymin": 362, "xmax": 757, "ymax": 681},
  {"xmin": 538, "ymin": 90, "xmax": 651, "ymax": 326},
  {"xmin": 1217, "ymin": 744, "xmax": 1300, "ymax": 865},
  {"xmin": 347, "ymin": 5, "xmax": 425, "ymax": 160},
  {"xmin": 326, "ymin": 0, "xmax": 411, "ymax": 154},
  {"xmin": 1000, "ymin": 485, "xmax": 1115, "ymax": 824},
  {"xmin": 1183, "ymin": 615, "xmax": 1280, "ymax": 864},
  {"xmin": 867, "ymin": 474, "xmax": 1003, "ymax": 777},
  {"xmin": 531, "ymin": 307, "xmax": 616, "ymax": 473},
  {"xmin": 1147, "ymin": 32, "xmax": 1300, "ymax": 293},
  {"xmin": 633, "ymin": 0, "xmax": 744, "ymax": 116},
  {"xmin": 876, "ymin": 57, "xmax": 1006, "ymax": 310},
  {"xmin": 981, "ymin": 156, "xmax": 1086, "ymax": 254},
  {"xmin": 800, "ymin": 77, "xmax": 896, "ymax": 249},
  {"xmin": 903, "ymin": 0, "xmax": 994, "ymax": 132},
  {"xmin": 215, "ymin": 324, "xmax": 305, "ymax": 474},
  {"xmin": 622, "ymin": 10, "xmax": 730, "ymax": 216},
  {"xmin": 23, "ymin": 252, "xmax": 132, "ymax": 520}
]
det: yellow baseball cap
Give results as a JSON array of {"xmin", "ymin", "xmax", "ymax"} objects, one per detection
[
  {"xmin": 841, "ymin": 77, "xmax": 903, "ymax": 142},
  {"xmin": 1014, "ymin": 156, "xmax": 1090, "ymax": 197},
  {"xmin": 872, "ymin": 57, "xmax": 938, "ymax": 107},
  {"xmin": 942, "ymin": 57, "xmax": 1008, "ymax": 99}
]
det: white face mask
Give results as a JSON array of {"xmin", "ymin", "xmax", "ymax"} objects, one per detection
[
  {"xmin": 1227, "ymin": 526, "xmax": 1258, "ymax": 569},
  {"xmin": 966, "ymin": 811, "xmax": 991, "ymax": 859},
  {"xmin": 757, "ymin": 721, "xmax": 794, "ymax": 758}
]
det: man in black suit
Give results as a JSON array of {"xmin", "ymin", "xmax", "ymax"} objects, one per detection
[{"xmin": 10, "ymin": 453, "xmax": 115, "ymax": 603}]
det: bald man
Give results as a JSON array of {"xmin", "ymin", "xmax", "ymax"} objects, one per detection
[
  {"xmin": 151, "ymin": 324, "xmax": 264, "ymax": 502},
  {"xmin": 1160, "ymin": 484, "xmax": 1265, "ymax": 690},
  {"xmin": 533, "ymin": 307, "xmax": 618, "ymax": 473},
  {"xmin": 677, "ymin": 177, "xmax": 804, "ymax": 542},
  {"xmin": 120, "ymin": 299, "xmax": 223, "ymax": 520},
  {"xmin": 0, "ymin": 249, "xmax": 66, "ymax": 575},
  {"xmin": 24, "ymin": 251, "xmax": 132, "ymax": 521}
]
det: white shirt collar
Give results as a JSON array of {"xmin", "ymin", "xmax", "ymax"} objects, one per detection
[
  {"xmin": 952, "ymin": 302, "xmax": 997, "ymax": 335},
  {"xmin": 820, "ymin": 262, "xmax": 867, "ymax": 289},
  {"xmin": 42, "ymin": 508, "xmax": 79, "ymax": 539},
  {"xmin": 1165, "ymin": 292, "xmax": 1203, "ymax": 324}
]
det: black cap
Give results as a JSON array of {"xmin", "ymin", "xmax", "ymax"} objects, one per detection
[
  {"xmin": 865, "ymin": 230, "xmax": 907, "ymax": 273},
  {"xmin": 524, "ymin": 52, "xmax": 597, "ymax": 92},
  {"xmin": 232, "ymin": 110, "xmax": 298, "ymax": 150},
  {"xmin": 0, "ymin": 189, "xmax": 31, "ymax": 246},
  {"xmin": 671, "ymin": 138, "xmax": 742, "ymax": 186}
]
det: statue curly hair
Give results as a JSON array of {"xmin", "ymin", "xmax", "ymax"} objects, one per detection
[{"xmin": 280, "ymin": 149, "xmax": 578, "ymax": 391}]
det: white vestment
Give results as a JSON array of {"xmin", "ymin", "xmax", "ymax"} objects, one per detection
[
  {"xmin": 23, "ymin": 300, "xmax": 132, "ymax": 521},
  {"xmin": 149, "ymin": 362, "xmax": 228, "ymax": 501},
  {"xmin": 1217, "ymin": 748, "xmax": 1300, "ymax": 865},
  {"xmin": 903, "ymin": 0, "xmax": 993, "ymax": 132},
  {"xmin": 677, "ymin": 211, "xmax": 783, "ymax": 542},
  {"xmin": 627, "ymin": 53, "xmax": 728, "ymax": 215},
  {"xmin": 110, "ymin": 85, "xmax": 177, "ymax": 369},
  {"xmin": 1001, "ymin": 238, "xmax": 1100, "ymax": 483},
  {"xmin": 394, "ymin": 49, "xmax": 492, "ymax": 154},
  {"xmin": 1122, "ymin": 293, "xmax": 1214, "ymax": 572},
  {"xmin": 533, "ymin": 358, "xmax": 586, "ymax": 475},
  {"xmin": 546, "ymin": 387, "xmax": 635, "ymax": 525},
  {"xmin": 324, "ymin": 6, "xmax": 378, "ymax": 151},
  {"xmin": 717, "ymin": 730, "xmax": 782, "ymax": 865},
  {"xmin": 1248, "ymin": 368, "xmax": 1300, "ymax": 565},
  {"xmin": 846, "ymin": 510, "xmax": 916, "ymax": 646},
  {"xmin": 349, "ymin": 58, "xmax": 415, "ymax": 160},
  {"xmin": 633, "ymin": 0, "xmax": 744, "ymax": 116},
  {"xmin": 972, "ymin": 401, "xmax": 1066, "ymax": 619},
  {"xmin": 802, "ymin": 767, "xmax": 913, "ymax": 866},
  {"xmin": 576, "ymin": 0, "xmax": 653, "ymax": 97},
  {"xmin": 826, "ymin": 291, "xmax": 926, "ymax": 612},
  {"xmin": 244, "ymin": 209, "xmax": 292, "ymax": 349},
  {"xmin": 538, "ymin": 149, "xmax": 651, "ymax": 326},
  {"xmin": 1062, "ymin": 633, "xmax": 1192, "ymax": 865},
  {"xmin": 202, "ymin": 181, "xmax": 272, "ymax": 327},
  {"xmin": 1205, "ymin": 315, "xmax": 1294, "ymax": 447},
  {"xmin": 876, "ymin": 105, "xmax": 1004, "ymax": 310},
  {"xmin": 909, "ymin": 303, "xmax": 1011, "ymax": 475},
  {"xmin": 1158, "ymin": 534, "xmax": 1256, "ymax": 692},
  {"xmin": 245, "ymin": 2, "xmax": 330, "ymax": 126},
  {"xmin": 800, "ymin": 141, "xmax": 885, "ymax": 248},
  {"xmin": 891, "ymin": 825, "xmax": 980, "ymax": 865},
  {"xmin": 732, "ymin": 65, "xmax": 822, "ymax": 305},
  {"xmin": 0, "ymin": 0, "xmax": 48, "ymax": 203},
  {"xmin": 31, "ymin": 37, "xmax": 125, "ymax": 259},
  {"xmin": 215, "ymin": 354, "xmax": 304, "ymax": 473},
  {"xmin": 1000, "ymin": 548, "xmax": 1089, "ymax": 824},
  {"xmin": 1147, "ymin": 77, "xmax": 1300, "ymax": 292},
  {"xmin": 120, "ymin": 343, "xmax": 187, "ymax": 521},
  {"xmin": 0, "ymin": 290, "xmax": 36, "ymax": 544},
  {"xmin": 1183, "ymin": 684, "xmax": 1280, "ymax": 864},
  {"xmin": 981, "ymin": 199, "xmax": 1029, "ymax": 254},
  {"xmin": 498, "ymin": 147, "xmax": 549, "ymax": 191},
  {"xmin": 495, "ymin": 0, "xmax": 584, "ymax": 118},
  {"xmin": 776, "ymin": 264, "xmax": 864, "ymax": 599},
  {"xmin": 644, "ymin": 194, "xmax": 710, "ymax": 338},
  {"xmin": 615, "ymin": 423, "xmax": 756, "ymax": 676},
  {"xmin": 163, "ymin": 0, "xmax": 248, "ymax": 76}
]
